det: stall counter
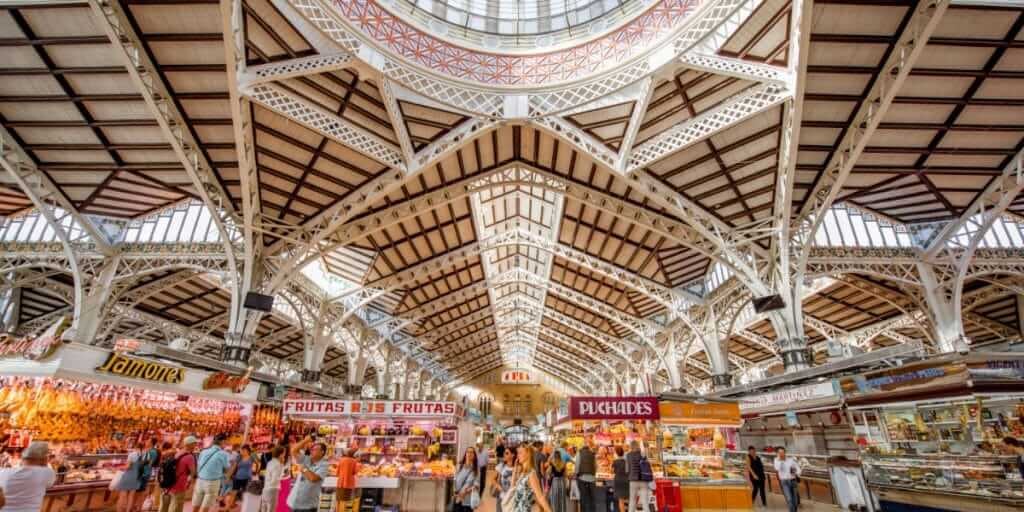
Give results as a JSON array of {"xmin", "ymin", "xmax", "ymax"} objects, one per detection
[
  {"xmin": 41, "ymin": 480, "xmax": 121, "ymax": 512},
  {"xmin": 676, "ymin": 481, "xmax": 752, "ymax": 512}
]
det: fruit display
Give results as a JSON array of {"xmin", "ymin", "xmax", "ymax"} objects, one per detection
[
  {"xmin": 0, "ymin": 377, "xmax": 243, "ymax": 443},
  {"xmin": 661, "ymin": 425, "xmax": 744, "ymax": 483},
  {"xmin": 349, "ymin": 459, "xmax": 455, "ymax": 479}
]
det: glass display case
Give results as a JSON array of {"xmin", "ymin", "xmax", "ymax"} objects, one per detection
[
  {"xmin": 723, "ymin": 451, "xmax": 830, "ymax": 480},
  {"xmin": 57, "ymin": 453, "xmax": 128, "ymax": 485},
  {"xmin": 863, "ymin": 453, "xmax": 1023, "ymax": 501},
  {"xmin": 662, "ymin": 425, "xmax": 744, "ymax": 483},
  {"xmin": 849, "ymin": 395, "xmax": 1024, "ymax": 509}
]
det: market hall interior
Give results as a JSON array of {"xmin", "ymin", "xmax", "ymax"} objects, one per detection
[{"xmin": 1, "ymin": 0, "xmax": 1024, "ymax": 511}]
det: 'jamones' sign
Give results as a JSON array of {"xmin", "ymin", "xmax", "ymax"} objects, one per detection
[
  {"xmin": 501, "ymin": 370, "xmax": 536, "ymax": 384},
  {"xmin": 569, "ymin": 396, "xmax": 660, "ymax": 420}
]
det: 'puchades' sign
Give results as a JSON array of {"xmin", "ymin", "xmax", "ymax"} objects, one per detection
[
  {"xmin": 282, "ymin": 399, "xmax": 462, "ymax": 418},
  {"xmin": 568, "ymin": 396, "xmax": 660, "ymax": 421}
]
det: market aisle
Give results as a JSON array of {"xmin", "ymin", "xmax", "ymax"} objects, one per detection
[{"xmin": 473, "ymin": 473, "xmax": 837, "ymax": 512}]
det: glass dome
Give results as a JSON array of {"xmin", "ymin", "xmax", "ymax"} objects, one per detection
[
  {"xmin": 376, "ymin": 0, "xmax": 653, "ymax": 50},
  {"xmin": 403, "ymin": 0, "xmax": 631, "ymax": 35}
]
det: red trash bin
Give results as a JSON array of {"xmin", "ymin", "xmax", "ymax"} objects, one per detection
[{"xmin": 654, "ymin": 479, "xmax": 682, "ymax": 512}]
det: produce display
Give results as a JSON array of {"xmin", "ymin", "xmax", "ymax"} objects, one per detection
[
  {"xmin": 662, "ymin": 425, "xmax": 743, "ymax": 483},
  {"xmin": 351, "ymin": 459, "xmax": 456, "ymax": 479},
  {"xmin": 0, "ymin": 377, "xmax": 243, "ymax": 445},
  {"xmin": 556, "ymin": 421, "xmax": 658, "ymax": 480},
  {"xmin": 290, "ymin": 420, "xmax": 459, "ymax": 480}
]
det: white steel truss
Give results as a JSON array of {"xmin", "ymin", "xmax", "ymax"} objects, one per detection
[
  {"xmin": 783, "ymin": 0, "xmax": 950, "ymax": 348},
  {"xmin": 88, "ymin": 0, "xmax": 244, "ymax": 335},
  {"xmin": 625, "ymin": 82, "xmax": 791, "ymax": 173},
  {"xmin": 239, "ymin": 52, "xmax": 357, "ymax": 88},
  {"xmin": 245, "ymin": 83, "xmax": 406, "ymax": 169}
]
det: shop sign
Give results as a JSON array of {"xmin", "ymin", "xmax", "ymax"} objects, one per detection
[
  {"xmin": 659, "ymin": 401, "xmax": 740, "ymax": 425},
  {"xmin": 202, "ymin": 369, "xmax": 251, "ymax": 393},
  {"xmin": 114, "ymin": 338, "xmax": 142, "ymax": 353},
  {"xmin": 739, "ymin": 381, "xmax": 838, "ymax": 411},
  {"xmin": 967, "ymin": 359, "xmax": 1024, "ymax": 381},
  {"xmin": 95, "ymin": 352, "xmax": 185, "ymax": 384},
  {"xmin": 282, "ymin": 399, "xmax": 461, "ymax": 418},
  {"xmin": 501, "ymin": 370, "xmax": 536, "ymax": 384},
  {"xmin": 0, "ymin": 333, "xmax": 63, "ymax": 361},
  {"xmin": 569, "ymin": 396, "xmax": 660, "ymax": 421}
]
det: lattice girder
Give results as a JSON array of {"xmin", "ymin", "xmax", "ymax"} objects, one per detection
[
  {"xmin": 626, "ymin": 82, "xmax": 791, "ymax": 173},
  {"xmin": 239, "ymin": 52, "xmax": 357, "ymax": 89},
  {"xmin": 245, "ymin": 83, "xmax": 405, "ymax": 169}
]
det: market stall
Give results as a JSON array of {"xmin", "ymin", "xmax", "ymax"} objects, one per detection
[
  {"xmin": 0, "ymin": 329, "xmax": 259, "ymax": 512},
  {"xmin": 550, "ymin": 396, "xmax": 662, "ymax": 512},
  {"xmin": 657, "ymin": 395, "xmax": 749, "ymax": 512},
  {"xmin": 730, "ymin": 380, "xmax": 870, "ymax": 509},
  {"xmin": 840, "ymin": 353, "xmax": 1024, "ymax": 512},
  {"xmin": 281, "ymin": 398, "xmax": 472, "ymax": 512}
]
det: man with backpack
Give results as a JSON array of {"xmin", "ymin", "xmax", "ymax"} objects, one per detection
[
  {"xmin": 193, "ymin": 434, "xmax": 230, "ymax": 512},
  {"xmin": 159, "ymin": 436, "xmax": 197, "ymax": 512},
  {"xmin": 626, "ymin": 441, "xmax": 652, "ymax": 512},
  {"xmin": 575, "ymin": 436, "xmax": 597, "ymax": 512}
]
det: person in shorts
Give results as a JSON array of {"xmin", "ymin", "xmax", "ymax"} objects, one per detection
[{"xmin": 192, "ymin": 434, "xmax": 230, "ymax": 512}]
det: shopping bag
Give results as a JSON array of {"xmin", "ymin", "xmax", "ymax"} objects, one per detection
[
  {"xmin": 141, "ymin": 495, "xmax": 154, "ymax": 511},
  {"xmin": 501, "ymin": 490, "xmax": 516, "ymax": 512},
  {"xmin": 569, "ymin": 480, "xmax": 580, "ymax": 501},
  {"xmin": 108, "ymin": 471, "xmax": 124, "ymax": 491}
]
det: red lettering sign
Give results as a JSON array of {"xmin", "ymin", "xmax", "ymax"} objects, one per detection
[
  {"xmin": 202, "ymin": 370, "xmax": 252, "ymax": 393},
  {"xmin": 283, "ymin": 400, "xmax": 462, "ymax": 418},
  {"xmin": 0, "ymin": 333, "xmax": 63, "ymax": 362},
  {"xmin": 568, "ymin": 396, "xmax": 660, "ymax": 421}
]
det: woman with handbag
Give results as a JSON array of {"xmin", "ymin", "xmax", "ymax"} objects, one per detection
[
  {"xmin": 493, "ymin": 449, "xmax": 515, "ymax": 512},
  {"xmin": 113, "ymin": 442, "xmax": 145, "ymax": 512},
  {"xmin": 547, "ymin": 449, "xmax": 568, "ymax": 512},
  {"xmin": 225, "ymin": 445, "xmax": 258, "ymax": 511},
  {"xmin": 453, "ymin": 447, "xmax": 480, "ymax": 512}
]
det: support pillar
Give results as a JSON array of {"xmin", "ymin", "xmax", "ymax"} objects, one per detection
[
  {"xmin": 301, "ymin": 336, "xmax": 330, "ymax": 384},
  {"xmin": 664, "ymin": 337, "xmax": 683, "ymax": 390},
  {"xmin": 915, "ymin": 263, "xmax": 970, "ymax": 353},
  {"xmin": 1, "ymin": 286, "xmax": 21, "ymax": 333},
  {"xmin": 711, "ymin": 373, "xmax": 733, "ymax": 390},
  {"xmin": 347, "ymin": 351, "xmax": 369, "ymax": 393},
  {"xmin": 1017, "ymin": 295, "xmax": 1024, "ymax": 337},
  {"xmin": 68, "ymin": 256, "xmax": 121, "ymax": 345},
  {"xmin": 777, "ymin": 336, "xmax": 813, "ymax": 372}
]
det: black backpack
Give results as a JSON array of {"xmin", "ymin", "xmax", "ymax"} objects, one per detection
[
  {"xmin": 159, "ymin": 454, "xmax": 184, "ymax": 489},
  {"xmin": 638, "ymin": 456, "xmax": 654, "ymax": 482}
]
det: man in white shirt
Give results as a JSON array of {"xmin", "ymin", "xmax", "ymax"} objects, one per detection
[
  {"xmin": 772, "ymin": 447, "xmax": 801, "ymax": 512},
  {"xmin": 0, "ymin": 441, "xmax": 56, "ymax": 512}
]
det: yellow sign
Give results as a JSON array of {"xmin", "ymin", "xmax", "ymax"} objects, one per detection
[
  {"xmin": 95, "ymin": 352, "xmax": 185, "ymax": 384},
  {"xmin": 658, "ymin": 402, "xmax": 740, "ymax": 426}
]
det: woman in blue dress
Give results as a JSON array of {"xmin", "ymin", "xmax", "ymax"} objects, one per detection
[{"xmin": 112, "ymin": 441, "xmax": 143, "ymax": 512}]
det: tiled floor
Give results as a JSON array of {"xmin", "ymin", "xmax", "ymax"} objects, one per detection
[{"xmin": 162, "ymin": 479, "xmax": 840, "ymax": 512}]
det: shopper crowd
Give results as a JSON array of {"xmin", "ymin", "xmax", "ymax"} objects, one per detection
[{"xmin": 2, "ymin": 435, "xmax": 1023, "ymax": 512}]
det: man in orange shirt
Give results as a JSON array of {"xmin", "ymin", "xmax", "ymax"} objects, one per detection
[{"xmin": 336, "ymin": 447, "xmax": 361, "ymax": 512}]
